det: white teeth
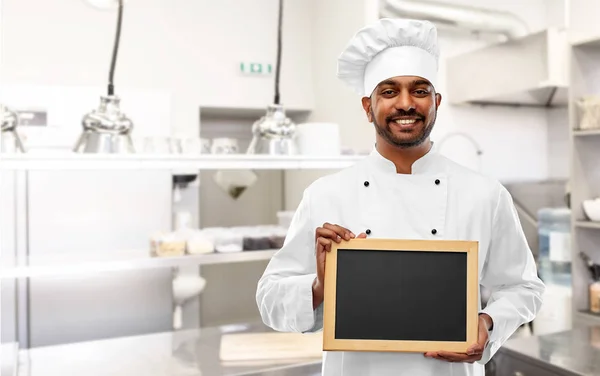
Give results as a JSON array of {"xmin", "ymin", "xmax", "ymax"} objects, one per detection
[{"xmin": 395, "ymin": 119, "xmax": 417, "ymax": 125}]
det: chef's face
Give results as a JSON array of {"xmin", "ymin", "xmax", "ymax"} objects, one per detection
[{"xmin": 361, "ymin": 76, "xmax": 442, "ymax": 149}]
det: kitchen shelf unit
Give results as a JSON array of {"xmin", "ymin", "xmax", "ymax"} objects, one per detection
[
  {"xmin": 573, "ymin": 129, "xmax": 600, "ymax": 137},
  {"xmin": 568, "ymin": 31, "xmax": 600, "ymax": 327},
  {"xmin": 0, "ymin": 153, "xmax": 364, "ymax": 275},
  {"xmin": 575, "ymin": 221, "xmax": 600, "ymax": 230},
  {"xmin": 0, "ymin": 249, "xmax": 279, "ymax": 279},
  {"xmin": 0, "ymin": 151, "xmax": 364, "ymax": 350},
  {"xmin": 570, "ymin": 31, "xmax": 600, "ymax": 49},
  {"xmin": 0, "ymin": 153, "xmax": 365, "ymax": 279},
  {"xmin": 445, "ymin": 28, "xmax": 568, "ymax": 107},
  {"xmin": 574, "ymin": 310, "xmax": 600, "ymax": 327},
  {"xmin": 0, "ymin": 153, "xmax": 366, "ymax": 171}
]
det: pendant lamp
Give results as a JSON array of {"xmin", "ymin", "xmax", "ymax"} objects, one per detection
[
  {"xmin": 246, "ymin": 0, "xmax": 297, "ymax": 155},
  {"xmin": 0, "ymin": 104, "xmax": 26, "ymax": 153},
  {"xmin": 74, "ymin": 0, "xmax": 135, "ymax": 153},
  {"xmin": 213, "ymin": 0, "xmax": 293, "ymax": 199}
]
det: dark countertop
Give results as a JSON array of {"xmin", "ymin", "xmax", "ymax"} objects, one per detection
[
  {"xmin": 501, "ymin": 326, "xmax": 600, "ymax": 376},
  {"xmin": 16, "ymin": 322, "xmax": 322, "ymax": 376}
]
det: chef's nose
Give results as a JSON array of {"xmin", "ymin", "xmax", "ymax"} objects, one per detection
[{"xmin": 394, "ymin": 90, "xmax": 416, "ymax": 112}]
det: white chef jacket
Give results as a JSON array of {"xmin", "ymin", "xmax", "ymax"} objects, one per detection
[{"xmin": 256, "ymin": 144, "xmax": 545, "ymax": 376}]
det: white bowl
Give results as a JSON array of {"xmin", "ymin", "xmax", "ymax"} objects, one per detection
[{"xmin": 583, "ymin": 198, "xmax": 600, "ymax": 221}]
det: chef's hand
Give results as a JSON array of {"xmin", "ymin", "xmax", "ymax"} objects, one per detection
[
  {"xmin": 312, "ymin": 223, "xmax": 367, "ymax": 309},
  {"xmin": 424, "ymin": 314, "xmax": 493, "ymax": 363}
]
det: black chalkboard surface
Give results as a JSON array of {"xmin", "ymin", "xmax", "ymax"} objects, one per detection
[{"xmin": 323, "ymin": 239, "xmax": 478, "ymax": 353}]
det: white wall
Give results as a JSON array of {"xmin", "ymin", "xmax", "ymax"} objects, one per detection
[
  {"xmin": 547, "ymin": 107, "xmax": 570, "ymax": 180},
  {"xmin": 546, "ymin": 0, "xmax": 567, "ymax": 28},
  {"xmin": 0, "ymin": 0, "xmax": 314, "ymax": 137},
  {"xmin": 432, "ymin": 0, "xmax": 569, "ymax": 182},
  {"xmin": 0, "ymin": 84, "xmax": 172, "ymax": 149},
  {"xmin": 282, "ymin": 0, "xmax": 372, "ymax": 209}
]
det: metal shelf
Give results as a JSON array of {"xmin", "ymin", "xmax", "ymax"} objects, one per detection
[
  {"xmin": 0, "ymin": 153, "xmax": 366, "ymax": 171},
  {"xmin": 570, "ymin": 30, "xmax": 600, "ymax": 48},
  {"xmin": 573, "ymin": 129, "xmax": 600, "ymax": 137},
  {"xmin": 0, "ymin": 249, "xmax": 278, "ymax": 279},
  {"xmin": 574, "ymin": 310, "xmax": 600, "ymax": 326},
  {"xmin": 0, "ymin": 342, "xmax": 18, "ymax": 376},
  {"xmin": 575, "ymin": 221, "xmax": 600, "ymax": 229},
  {"xmin": 14, "ymin": 323, "xmax": 320, "ymax": 376}
]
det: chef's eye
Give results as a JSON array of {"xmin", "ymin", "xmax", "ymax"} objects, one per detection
[
  {"xmin": 414, "ymin": 89, "xmax": 429, "ymax": 95},
  {"xmin": 381, "ymin": 90, "xmax": 396, "ymax": 96}
]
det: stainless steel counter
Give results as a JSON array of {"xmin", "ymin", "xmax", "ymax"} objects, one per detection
[
  {"xmin": 15, "ymin": 323, "xmax": 322, "ymax": 376},
  {"xmin": 1, "ymin": 343, "xmax": 18, "ymax": 376},
  {"xmin": 498, "ymin": 326, "xmax": 600, "ymax": 376}
]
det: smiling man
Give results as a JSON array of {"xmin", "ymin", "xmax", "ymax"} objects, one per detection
[
  {"xmin": 256, "ymin": 18, "xmax": 544, "ymax": 376},
  {"xmin": 363, "ymin": 75, "xmax": 440, "ymax": 174}
]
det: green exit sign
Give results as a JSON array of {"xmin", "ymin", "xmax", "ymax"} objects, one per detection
[{"xmin": 240, "ymin": 62, "xmax": 273, "ymax": 75}]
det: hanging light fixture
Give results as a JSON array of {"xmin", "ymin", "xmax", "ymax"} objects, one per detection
[
  {"xmin": 0, "ymin": 104, "xmax": 26, "ymax": 153},
  {"xmin": 212, "ymin": 0, "xmax": 293, "ymax": 199},
  {"xmin": 246, "ymin": 0, "xmax": 297, "ymax": 155},
  {"xmin": 74, "ymin": 0, "xmax": 135, "ymax": 153}
]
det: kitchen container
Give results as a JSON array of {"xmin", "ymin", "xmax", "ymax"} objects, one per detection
[
  {"xmin": 244, "ymin": 226, "xmax": 277, "ymax": 251},
  {"xmin": 537, "ymin": 207, "xmax": 572, "ymax": 287},
  {"xmin": 186, "ymin": 231, "xmax": 215, "ymax": 254},
  {"xmin": 583, "ymin": 198, "xmax": 600, "ymax": 221},
  {"xmin": 211, "ymin": 138, "xmax": 239, "ymax": 154},
  {"xmin": 152, "ymin": 232, "xmax": 186, "ymax": 257},
  {"xmin": 277, "ymin": 211, "xmax": 295, "ymax": 229},
  {"xmin": 269, "ymin": 227, "xmax": 288, "ymax": 249},
  {"xmin": 204, "ymin": 228, "xmax": 243, "ymax": 253},
  {"xmin": 295, "ymin": 122, "xmax": 340, "ymax": 156},
  {"xmin": 576, "ymin": 96, "xmax": 600, "ymax": 130}
]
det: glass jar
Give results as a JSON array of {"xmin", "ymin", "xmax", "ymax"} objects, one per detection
[
  {"xmin": 211, "ymin": 228, "xmax": 243, "ymax": 253},
  {"xmin": 538, "ymin": 207, "xmax": 572, "ymax": 287}
]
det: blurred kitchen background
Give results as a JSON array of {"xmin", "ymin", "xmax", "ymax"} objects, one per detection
[{"xmin": 2, "ymin": 0, "xmax": 600, "ymax": 375}]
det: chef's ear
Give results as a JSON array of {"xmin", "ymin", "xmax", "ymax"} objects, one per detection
[
  {"xmin": 361, "ymin": 96, "xmax": 373, "ymax": 123},
  {"xmin": 435, "ymin": 93, "xmax": 442, "ymax": 109}
]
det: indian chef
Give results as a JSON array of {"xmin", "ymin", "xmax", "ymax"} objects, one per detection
[{"xmin": 256, "ymin": 18, "xmax": 545, "ymax": 376}]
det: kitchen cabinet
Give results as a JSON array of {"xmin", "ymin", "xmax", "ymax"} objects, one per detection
[
  {"xmin": 0, "ymin": 169, "xmax": 174, "ymax": 348},
  {"xmin": 492, "ymin": 351, "xmax": 565, "ymax": 376},
  {"xmin": 569, "ymin": 0, "xmax": 600, "ymax": 47},
  {"xmin": 0, "ymin": 154, "xmax": 364, "ymax": 350},
  {"xmin": 490, "ymin": 327, "xmax": 600, "ymax": 376},
  {"xmin": 14, "ymin": 321, "xmax": 322, "ymax": 376},
  {"xmin": 446, "ymin": 28, "xmax": 568, "ymax": 108},
  {"xmin": 567, "ymin": 9, "xmax": 600, "ymax": 328}
]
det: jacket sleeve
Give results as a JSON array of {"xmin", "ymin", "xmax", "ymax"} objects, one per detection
[
  {"xmin": 477, "ymin": 186, "xmax": 545, "ymax": 364},
  {"xmin": 255, "ymin": 187, "xmax": 323, "ymax": 333}
]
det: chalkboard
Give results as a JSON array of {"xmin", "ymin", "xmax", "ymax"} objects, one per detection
[{"xmin": 323, "ymin": 239, "xmax": 478, "ymax": 353}]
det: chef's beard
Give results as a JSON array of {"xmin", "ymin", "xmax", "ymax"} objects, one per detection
[{"xmin": 371, "ymin": 108, "xmax": 436, "ymax": 149}]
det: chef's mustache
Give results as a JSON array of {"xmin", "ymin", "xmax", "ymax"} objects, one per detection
[{"xmin": 385, "ymin": 109, "xmax": 425, "ymax": 123}]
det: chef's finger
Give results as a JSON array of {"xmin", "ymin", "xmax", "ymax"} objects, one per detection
[
  {"xmin": 316, "ymin": 228, "xmax": 343, "ymax": 243},
  {"xmin": 356, "ymin": 232, "xmax": 368, "ymax": 238},
  {"xmin": 436, "ymin": 351, "xmax": 470, "ymax": 362},
  {"xmin": 316, "ymin": 237, "xmax": 333, "ymax": 252},
  {"xmin": 466, "ymin": 343, "xmax": 484, "ymax": 356},
  {"xmin": 316, "ymin": 238, "xmax": 325, "ymax": 255},
  {"xmin": 322, "ymin": 223, "xmax": 353, "ymax": 240}
]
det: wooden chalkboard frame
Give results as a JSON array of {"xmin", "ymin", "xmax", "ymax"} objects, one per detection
[{"xmin": 323, "ymin": 238, "xmax": 479, "ymax": 353}]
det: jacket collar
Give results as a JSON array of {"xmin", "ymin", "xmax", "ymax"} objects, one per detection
[{"xmin": 367, "ymin": 142, "xmax": 442, "ymax": 175}]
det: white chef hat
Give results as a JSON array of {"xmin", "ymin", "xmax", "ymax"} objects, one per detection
[{"xmin": 337, "ymin": 18, "xmax": 440, "ymax": 97}]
